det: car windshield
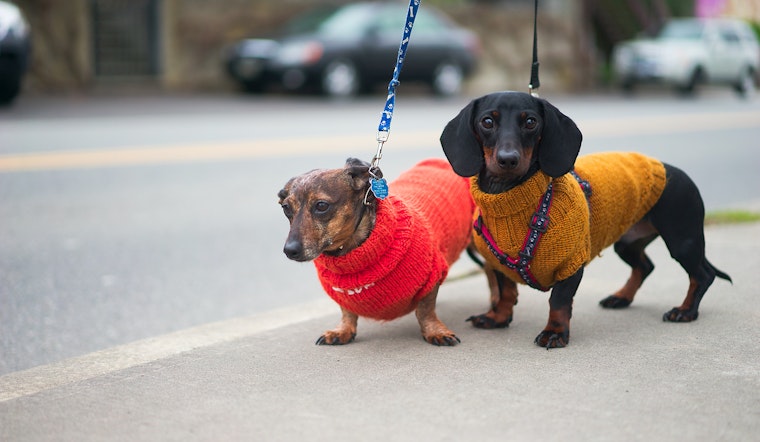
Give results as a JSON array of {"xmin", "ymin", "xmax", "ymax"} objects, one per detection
[
  {"xmin": 282, "ymin": 5, "xmax": 372, "ymax": 38},
  {"xmin": 316, "ymin": 5, "xmax": 374, "ymax": 37},
  {"xmin": 658, "ymin": 21, "xmax": 704, "ymax": 40}
]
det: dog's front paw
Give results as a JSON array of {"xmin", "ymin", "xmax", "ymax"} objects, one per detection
[
  {"xmin": 423, "ymin": 331, "xmax": 461, "ymax": 346},
  {"xmin": 466, "ymin": 313, "xmax": 512, "ymax": 329},
  {"xmin": 599, "ymin": 295, "xmax": 632, "ymax": 309},
  {"xmin": 534, "ymin": 329, "xmax": 569, "ymax": 349},
  {"xmin": 315, "ymin": 330, "xmax": 356, "ymax": 345},
  {"xmin": 662, "ymin": 308, "xmax": 699, "ymax": 322}
]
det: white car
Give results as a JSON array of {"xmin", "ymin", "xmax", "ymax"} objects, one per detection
[{"xmin": 613, "ymin": 18, "xmax": 759, "ymax": 96}]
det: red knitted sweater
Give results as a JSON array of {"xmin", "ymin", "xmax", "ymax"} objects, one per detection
[{"xmin": 313, "ymin": 158, "xmax": 475, "ymax": 320}]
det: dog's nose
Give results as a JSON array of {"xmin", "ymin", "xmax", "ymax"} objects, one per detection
[
  {"xmin": 497, "ymin": 150, "xmax": 520, "ymax": 170},
  {"xmin": 283, "ymin": 240, "xmax": 303, "ymax": 260}
]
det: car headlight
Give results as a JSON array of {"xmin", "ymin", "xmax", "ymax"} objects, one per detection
[
  {"xmin": 274, "ymin": 41, "xmax": 324, "ymax": 66},
  {"xmin": 613, "ymin": 46, "xmax": 634, "ymax": 70}
]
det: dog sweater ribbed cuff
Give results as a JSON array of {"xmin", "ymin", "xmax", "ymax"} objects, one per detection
[{"xmin": 314, "ymin": 196, "xmax": 448, "ymax": 321}]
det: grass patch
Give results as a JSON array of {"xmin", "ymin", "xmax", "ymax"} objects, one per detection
[{"xmin": 705, "ymin": 210, "xmax": 760, "ymax": 225}]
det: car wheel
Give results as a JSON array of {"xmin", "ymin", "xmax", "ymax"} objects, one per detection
[
  {"xmin": 620, "ymin": 77, "xmax": 636, "ymax": 95},
  {"xmin": 240, "ymin": 79, "xmax": 266, "ymax": 94},
  {"xmin": 432, "ymin": 62, "xmax": 464, "ymax": 97},
  {"xmin": 677, "ymin": 67, "xmax": 704, "ymax": 96},
  {"xmin": 0, "ymin": 60, "xmax": 23, "ymax": 105},
  {"xmin": 322, "ymin": 59, "xmax": 360, "ymax": 98},
  {"xmin": 734, "ymin": 67, "xmax": 756, "ymax": 99}
]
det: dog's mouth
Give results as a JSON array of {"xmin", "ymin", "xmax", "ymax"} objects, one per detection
[
  {"xmin": 479, "ymin": 170, "xmax": 519, "ymax": 194},
  {"xmin": 481, "ymin": 159, "xmax": 537, "ymax": 194}
]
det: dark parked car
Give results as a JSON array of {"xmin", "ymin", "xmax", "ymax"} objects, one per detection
[
  {"xmin": 0, "ymin": 0, "xmax": 30, "ymax": 105},
  {"xmin": 225, "ymin": 2, "xmax": 480, "ymax": 97}
]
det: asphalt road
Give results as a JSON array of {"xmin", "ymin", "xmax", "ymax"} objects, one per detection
[{"xmin": 1, "ymin": 90, "xmax": 759, "ymax": 375}]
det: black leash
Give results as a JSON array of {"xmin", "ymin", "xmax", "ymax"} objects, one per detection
[{"xmin": 528, "ymin": 0, "xmax": 540, "ymax": 97}]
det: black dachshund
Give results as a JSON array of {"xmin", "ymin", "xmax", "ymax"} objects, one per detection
[{"xmin": 440, "ymin": 91, "xmax": 731, "ymax": 348}]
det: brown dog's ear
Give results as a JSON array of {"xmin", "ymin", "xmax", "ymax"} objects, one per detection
[
  {"xmin": 537, "ymin": 98, "xmax": 583, "ymax": 178},
  {"xmin": 439, "ymin": 98, "xmax": 484, "ymax": 177},
  {"xmin": 344, "ymin": 157, "xmax": 372, "ymax": 191}
]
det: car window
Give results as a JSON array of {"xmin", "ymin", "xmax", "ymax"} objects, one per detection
[
  {"xmin": 718, "ymin": 26, "xmax": 741, "ymax": 44},
  {"xmin": 282, "ymin": 7, "xmax": 339, "ymax": 35},
  {"xmin": 659, "ymin": 21, "xmax": 704, "ymax": 40},
  {"xmin": 412, "ymin": 10, "xmax": 448, "ymax": 35},
  {"xmin": 735, "ymin": 24, "xmax": 759, "ymax": 43},
  {"xmin": 372, "ymin": 6, "xmax": 448, "ymax": 38},
  {"xmin": 317, "ymin": 5, "xmax": 373, "ymax": 38},
  {"xmin": 375, "ymin": 9, "xmax": 404, "ymax": 35}
]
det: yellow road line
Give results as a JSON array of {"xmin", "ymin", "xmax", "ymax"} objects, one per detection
[
  {"xmin": 0, "ymin": 132, "xmax": 438, "ymax": 172},
  {"xmin": 1, "ymin": 111, "xmax": 758, "ymax": 172}
]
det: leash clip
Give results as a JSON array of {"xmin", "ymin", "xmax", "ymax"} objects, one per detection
[
  {"xmin": 372, "ymin": 131, "xmax": 389, "ymax": 169},
  {"xmin": 364, "ymin": 165, "xmax": 388, "ymax": 205}
]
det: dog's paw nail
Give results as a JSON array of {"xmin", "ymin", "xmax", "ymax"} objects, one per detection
[
  {"xmin": 444, "ymin": 336, "xmax": 461, "ymax": 346},
  {"xmin": 467, "ymin": 313, "xmax": 512, "ymax": 329},
  {"xmin": 599, "ymin": 295, "xmax": 632, "ymax": 309},
  {"xmin": 316, "ymin": 331, "xmax": 356, "ymax": 345},
  {"xmin": 534, "ymin": 331, "xmax": 568, "ymax": 349},
  {"xmin": 662, "ymin": 308, "xmax": 698, "ymax": 322},
  {"xmin": 426, "ymin": 334, "xmax": 460, "ymax": 346}
]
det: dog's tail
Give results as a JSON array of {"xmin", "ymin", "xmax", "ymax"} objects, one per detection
[
  {"xmin": 708, "ymin": 259, "xmax": 732, "ymax": 284},
  {"xmin": 466, "ymin": 244, "xmax": 485, "ymax": 268}
]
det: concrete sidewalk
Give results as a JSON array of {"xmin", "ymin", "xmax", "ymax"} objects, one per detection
[{"xmin": 1, "ymin": 222, "xmax": 758, "ymax": 441}]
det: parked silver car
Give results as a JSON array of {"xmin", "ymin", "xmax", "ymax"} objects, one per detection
[{"xmin": 613, "ymin": 18, "xmax": 760, "ymax": 96}]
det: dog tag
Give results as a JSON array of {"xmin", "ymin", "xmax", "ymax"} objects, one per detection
[{"xmin": 370, "ymin": 177, "xmax": 388, "ymax": 200}]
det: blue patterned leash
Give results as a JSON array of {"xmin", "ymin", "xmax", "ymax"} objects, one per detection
[{"xmin": 367, "ymin": 0, "xmax": 421, "ymax": 202}]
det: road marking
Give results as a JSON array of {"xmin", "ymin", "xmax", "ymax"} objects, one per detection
[{"xmin": 1, "ymin": 111, "xmax": 758, "ymax": 172}]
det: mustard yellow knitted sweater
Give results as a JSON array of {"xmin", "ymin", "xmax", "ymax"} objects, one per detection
[{"xmin": 471, "ymin": 152, "xmax": 667, "ymax": 289}]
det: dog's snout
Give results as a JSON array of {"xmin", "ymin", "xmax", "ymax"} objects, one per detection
[
  {"xmin": 283, "ymin": 240, "xmax": 304, "ymax": 260},
  {"xmin": 496, "ymin": 150, "xmax": 520, "ymax": 170}
]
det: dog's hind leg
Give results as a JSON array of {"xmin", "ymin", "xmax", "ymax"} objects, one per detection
[
  {"xmin": 647, "ymin": 164, "xmax": 731, "ymax": 322},
  {"xmin": 599, "ymin": 225, "xmax": 659, "ymax": 309},
  {"xmin": 466, "ymin": 265, "xmax": 518, "ymax": 329},
  {"xmin": 416, "ymin": 285, "xmax": 460, "ymax": 346}
]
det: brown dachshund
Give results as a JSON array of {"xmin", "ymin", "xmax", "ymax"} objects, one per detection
[
  {"xmin": 440, "ymin": 91, "xmax": 731, "ymax": 348},
  {"xmin": 278, "ymin": 158, "xmax": 475, "ymax": 346}
]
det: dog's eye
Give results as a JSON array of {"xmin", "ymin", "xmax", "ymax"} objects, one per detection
[
  {"xmin": 480, "ymin": 116, "xmax": 494, "ymax": 129},
  {"xmin": 313, "ymin": 201, "xmax": 330, "ymax": 214},
  {"xmin": 525, "ymin": 117, "xmax": 538, "ymax": 130},
  {"xmin": 281, "ymin": 203, "xmax": 293, "ymax": 219}
]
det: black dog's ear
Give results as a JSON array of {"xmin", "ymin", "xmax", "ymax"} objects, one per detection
[
  {"xmin": 344, "ymin": 157, "xmax": 373, "ymax": 191},
  {"xmin": 537, "ymin": 99, "xmax": 583, "ymax": 178},
  {"xmin": 439, "ymin": 98, "xmax": 484, "ymax": 177}
]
